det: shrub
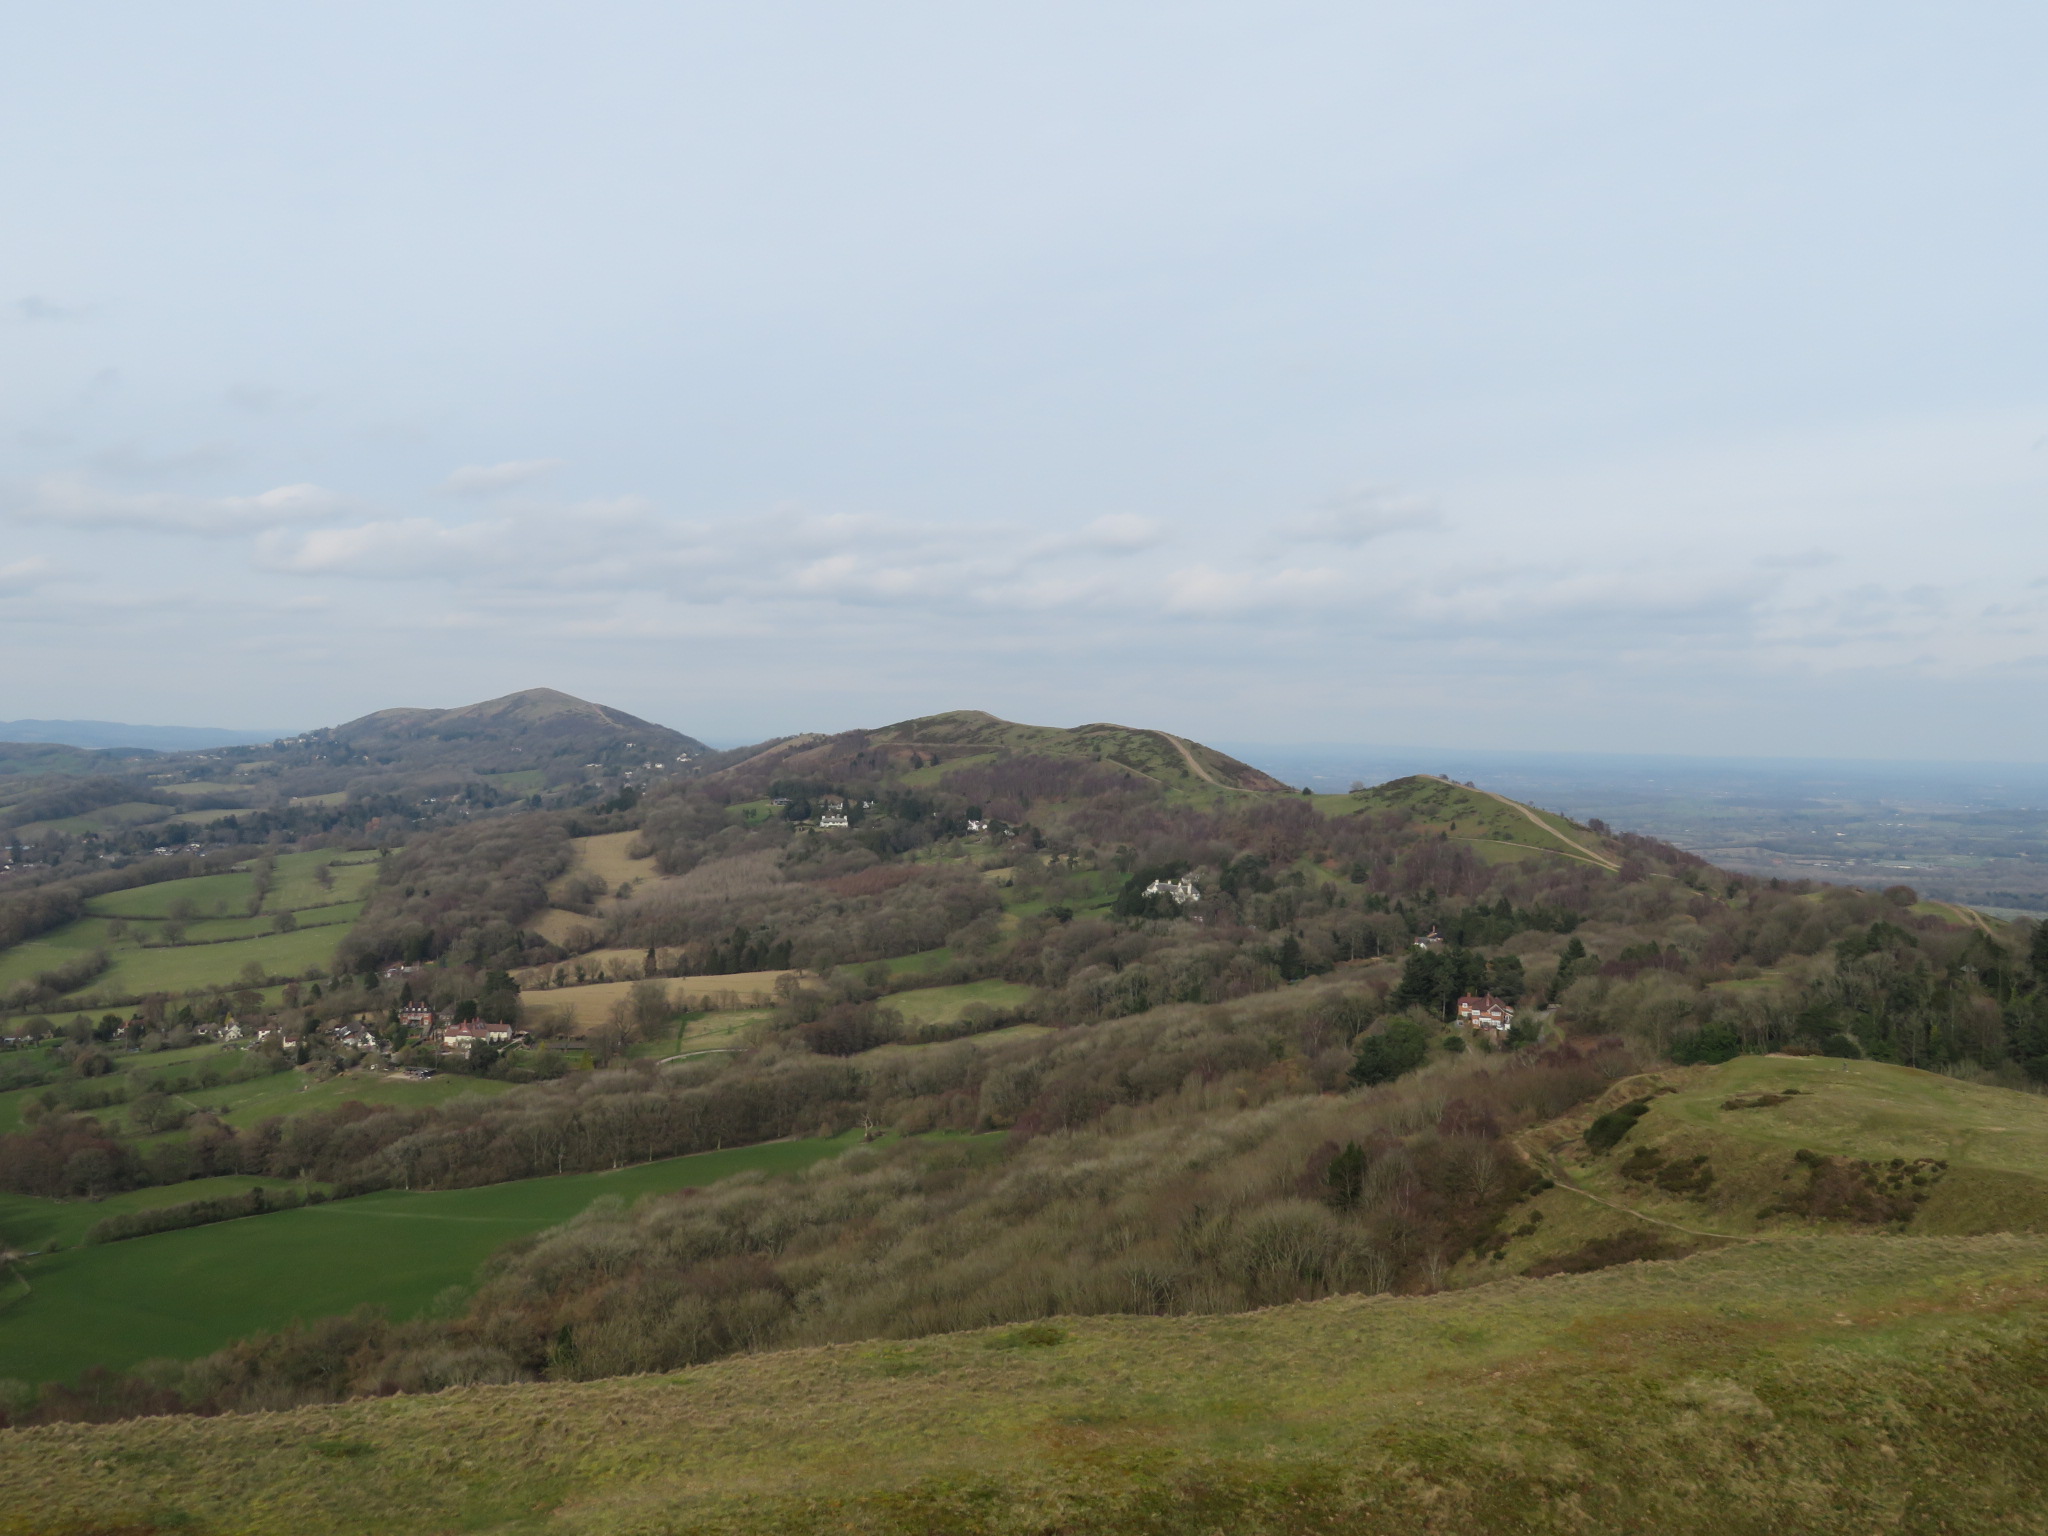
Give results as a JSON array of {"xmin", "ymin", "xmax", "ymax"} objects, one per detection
[{"xmin": 1584, "ymin": 1099, "xmax": 1651, "ymax": 1153}]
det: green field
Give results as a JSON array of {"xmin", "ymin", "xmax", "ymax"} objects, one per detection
[
  {"xmin": 0, "ymin": 1133, "xmax": 866, "ymax": 1386},
  {"xmin": 0, "ymin": 1175, "xmax": 310, "ymax": 1251},
  {"xmin": 0, "ymin": 852, "xmax": 387, "ymax": 1015},
  {"xmin": 887, "ymin": 979, "xmax": 1034, "ymax": 1025},
  {"xmin": 154, "ymin": 1065, "xmax": 515, "ymax": 1135},
  {"xmin": 8, "ymin": 1232, "xmax": 2046, "ymax": 1535}
]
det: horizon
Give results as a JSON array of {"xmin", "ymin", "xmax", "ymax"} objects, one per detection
[{"xmin": 11, "ymin": 694, "xmax": 2048, "ymax": 779}]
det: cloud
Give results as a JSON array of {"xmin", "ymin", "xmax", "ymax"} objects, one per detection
[
  {"xmin": 1281, "ymin": 488, "xmax": 1443, "ymax": 545},
  {"xmin": 257, "ymin": 517, "xmax": 496, "ymax": 575},
  {"xmin": 1161, "ymin": 564, "xmax": 1348, "ymax": 616},
  {"xmin": 443, "ymin": 459, "xmax": 565, "ymax": 495},
  {"xmin": 1075, "ymin": 513, "xmax": 1168, "ymax": 552},
  {"xmin": 0, "ymin": 557, "xmax": 55, "ymax": 595},
  {"xmin": 7, "ymin": 476, "xmax": 354, "ymax": 536},
  {"xmin": 16, "ymin": 296, "xmax": 94, "ymax": 322}
]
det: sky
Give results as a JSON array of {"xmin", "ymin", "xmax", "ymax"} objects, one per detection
[{"xmin": 3, "ymin": 2, "xmax": 2045, "ymax": 758}]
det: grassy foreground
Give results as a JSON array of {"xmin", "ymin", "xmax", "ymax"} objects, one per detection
[
  {"xmin": 0, "ymin": 1134, "xmax": 862, "ymax": 1386},
  {"xmin": 4, "ymin": 1233, "xmax": 2045, "ymax": 1534}
]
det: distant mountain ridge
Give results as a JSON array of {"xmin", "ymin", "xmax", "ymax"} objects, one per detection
[{"xmin": 0, "ymin": 719, "xmax": 281, "ymax": 752}]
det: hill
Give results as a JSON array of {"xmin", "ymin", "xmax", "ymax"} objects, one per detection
[
  {"xmin": 0, "ymin": 689, "xmax": 714, "ymax": 890},
  {"xmin": 320, "ymin": 687, "xmax": 707, "ymax": 773},
  {"xmin": 714, "ymin": 708, "xmax": 1293, "ymax": 796},
  {"xmin": 10, "ymin": 1057, "xmax": 2048, "ymax": 1534}
]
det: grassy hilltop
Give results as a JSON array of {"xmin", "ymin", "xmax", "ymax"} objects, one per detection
[{"xmin": 8, "ymin": 1055, "xmax": 2048, "ymax": 1535}]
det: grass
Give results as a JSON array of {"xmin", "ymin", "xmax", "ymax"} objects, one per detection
[
  {"xmin": 0, "ymin": 1132, "xmax": 867, "ymax": 1387},
  {"xmin": 1339, "ymin": 776, "xmax": 1608, "ymax": 865},
  {"xmin": 0, "ymin": 852, "xmax": 389, "ymax": 1015},
  {"xmin": 887, "ymin": 979, "xmax": 1034, "ymax": 1025},
  {"xmin": 9, "ymin": 802, "xmax": 179, "ymax": 839},
  {"xmin": 0, "ymin": 1175, "xmax": 311, "ymax": 1252},
  {"xmin": 128, "ymin": 1065, "xmax": 516, "ymax": 1138},
  {"xmin": 6, "ymin": 1232, "xmax": 2047, "ymax": 1533},
  {"xmin": 1488, "ymin": 1054, "xmax": 2048, "ymax": 1277},
  {"xmin": 87, "ymin": 870, "xmax": 259, "ymax": 920}
]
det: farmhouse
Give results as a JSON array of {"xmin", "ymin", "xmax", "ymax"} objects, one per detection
[
  {"xmin": 439, "ymin": 1022, "xmax": 516, "ymax": 1055},
  {"xmin": 1413, "ymin": 927, "xmax": 1445, "ymax": 950},
  {"xmin": 1144, "ymin": 877, "xmax": 1201, "ymax": 905},
  {"xmin": 1456, "ymin": 994, "xmax": 1515, "ymax": 1032}
]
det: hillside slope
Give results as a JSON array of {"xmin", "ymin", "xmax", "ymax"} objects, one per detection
[
  {"xmin": 8, "ymin": 1232, "xmax": 2045, "ymax": 1535},
  {"xmin": 13, "ymin": 1059, "xmax": 2048, "ymax": 1533}
]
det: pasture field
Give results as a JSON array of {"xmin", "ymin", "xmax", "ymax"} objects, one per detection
[
  {"xmin": 263, "ymin": 851, "xmax": 381, "ymax": 909},
  {"xmin": 0, "ymin": 852, "xmax": 387, "ymax": 1015},
  {"xmin": 528, "ymin": 907, "xmax": 601, "ymax": 946},
  {"xmin": 526, "ymin": 972, "xmax": 800, "ymax": 1028},
  {"xmin": 878, "ymin": 946, "xmax": 953, "ymax": 977},
  {"xmin": 10, "ymin": 1232, "xmax": 2048, "ymax": 1535},
  {"xmin": 87, "ymin": 870, "xmax": 259, "ymax": 920},
  {"xmin": 887, "ymin": 979, "xmax": 1035, "ymax": 1025},
  {"xmin": 0, "ymin": 1132, "xmax": 866, "ymax": 1387},
  {"xmin": 0, "ymin": 1174, "xmax": 311, "ymax": 1252},
  {"xmin": 130, "ymin": 1065, "xmax": 516, "ymax": 1137},
  {"xmin": 84, "ymin": 922, "xmax": 351, "ymax": 998},
  {"xmin": 9, "ymin": 802, "xmax": 179, "ymax": 839}
]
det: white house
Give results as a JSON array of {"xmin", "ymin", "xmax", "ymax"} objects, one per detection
[
  {"xmin": 819, "ymin": 811, "xmax": 850, "ymax": 829},
  {"xmin": 1144, "ymin": 877, "xmax": 1201, "ymax": 905}
]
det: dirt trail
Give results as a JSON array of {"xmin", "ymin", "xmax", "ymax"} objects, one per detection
[
  {"xmin": 1160, "ymin": 732, "xmax": 1234, "ymax": 789},
  {"xmin": 1932, "ymin": 899, "xmax": 1998, "ymax": 939},
  {"xmin": 1532, "ymin": 1140, "xmax": 1751, "ymax": 1242},
  {"xmin": 1428, "ymin": 777, "xmax": 1620, "ymax": 870}
]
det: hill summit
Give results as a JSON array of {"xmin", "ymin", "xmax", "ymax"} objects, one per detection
[
  {"xmin": 314, "ymin": 688, "xmax": 707, "ymax": 773},
  {"xmin": 716, "ymin": 708, "xmax": 1292, "ymax": 795}
]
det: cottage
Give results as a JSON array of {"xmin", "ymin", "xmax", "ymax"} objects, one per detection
[
  {"xmin": 1412, "ymin": 928, "xmax": 1444, "ymax": 950},
  {"xmin": 1455, "ymin": 994, "xmax": 1515, "ymax": 1032},
  {"xmin": 966, "ymin": 819, "xmax": 989, "ymax": 833},
  {"xmin": 1143, "ymin": 877, "xmax": 1201, "ymax": 906}
]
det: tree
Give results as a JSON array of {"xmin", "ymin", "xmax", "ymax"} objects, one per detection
[{"xmin": 1350, "ymin": 1018, "xmax": 1431, "ymax": 1086}]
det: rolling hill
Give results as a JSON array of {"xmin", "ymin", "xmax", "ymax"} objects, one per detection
[
  {"xmin": 714, "ymin": 708, "xmax": 1293, "ymax": 796},
  {"xmin": 9, "ymin": 1057, "xmax": 2048, "ymax": 1535}
]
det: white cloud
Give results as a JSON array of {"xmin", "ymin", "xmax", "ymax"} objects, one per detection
[
  {"xmin": 6, "ymin": 477, "xmax": 354, "ymax": 535},
  {"xmin": 443, "ymin": 459, "xmax": 565, "ymax": 495}
]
